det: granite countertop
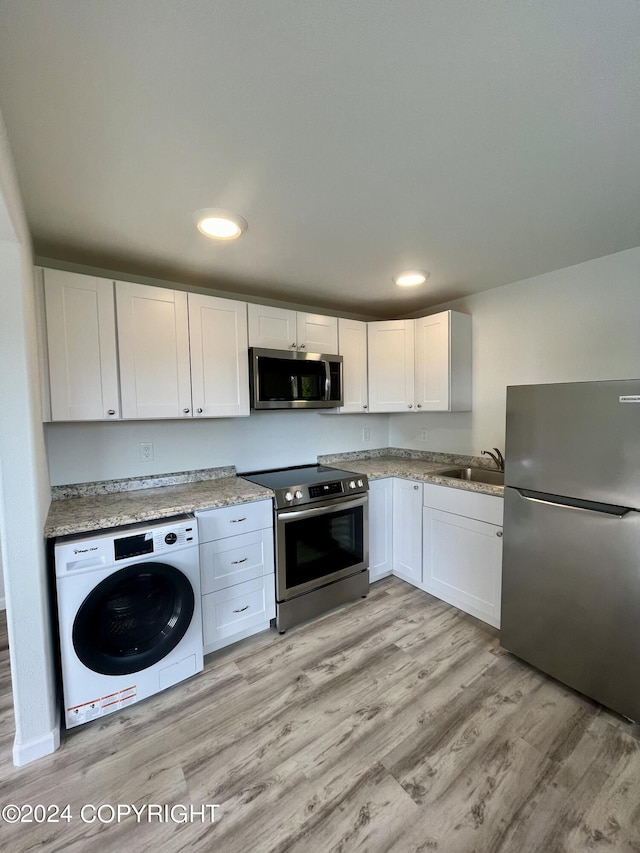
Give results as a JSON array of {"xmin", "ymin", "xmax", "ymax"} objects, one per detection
[
  {"xmin": 320, "ymin": 450, "xmax": 505, "ymax": 498},
  {"xmin": 44, "ymin": 474, "xmax": 273, "ymax": 538},
  {"xmin": 45, "ymin": 449, "xmax": 504, "ymax": 539}
]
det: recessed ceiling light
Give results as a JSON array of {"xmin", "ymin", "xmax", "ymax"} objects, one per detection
[
  {"xmin": 195, "ymin": 209, "xmax": 247, "ymax": 240},
  {"xmin": 393, "ymin": 269, "xmax": 430, "ymax": 287}
]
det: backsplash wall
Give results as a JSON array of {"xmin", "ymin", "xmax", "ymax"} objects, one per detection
[{"xmin": 45, "ymin": 411, "xmax": 390, "ymax": 485}]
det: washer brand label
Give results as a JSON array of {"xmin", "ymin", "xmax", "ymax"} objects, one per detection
[
  {"xmin": 73, "ymin": 546, "xmax": 98, "ymax": 554},
  {"xmin": 619, "ymin": 395, "xmax": 640, "ymax": 403}
]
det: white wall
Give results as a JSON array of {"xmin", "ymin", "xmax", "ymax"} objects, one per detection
[
  {"xmin": 46, "ymin": 412, "xmax": 389, "ymax": 485},
  {"xmin": 0, "ymin": 112, "xmax": 59, "ymax": 765},
  {"xmin": 0, "ymin": 533, "xmax": 5, "ymax": 610},
  {"xmin": 390, "ymin": 246, "xmax": 640, "ymax": 454}
]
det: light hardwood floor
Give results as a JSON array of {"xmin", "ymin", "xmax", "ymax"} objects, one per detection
[{"xmin": 0, "ymin": 578, "xmax": 639, "ymax": 852}]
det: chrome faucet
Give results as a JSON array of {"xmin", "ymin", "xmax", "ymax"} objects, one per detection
[{"xmin": 481, "ymin": 447, "xmax": 505, "ymax": 471}]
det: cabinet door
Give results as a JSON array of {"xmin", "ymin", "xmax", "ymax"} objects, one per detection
[
  {"xmin": 248, "ymin": 304, "xmax": 297, "ymax": 350},
  {"xmin": 116, "ymin": 282, "xmax": 192, "ymax": 419},
  {"xmin": 392, "ymin": 478, "xmax": 423, "ymax": 585},
  {"xmin": 297, "ymin": 312, "xmax": 338, "ymax": 354},
  {"xmin": 422, "ymin": 506, "xmax": 502, "ymax": 628},
  {"xmin": 189, "ymin": 294, "xmax": 249, "ymax": 418},
  {"xmin": 368, "ymin": 320, "xmax": 415, "ymax": 412},
  {"xmin": 368, "ymin": 479, "xmax": 393, "ymax": 581},
  {"xmin": 415, "ymin": 311, "xmax": 450, "ymax": 411},
  {"xmin": 415, "ymin": 311, "xmax": 471, "ymax": 412},
  {"xmin": 337, "ymin": 318, "xmax": 368, "ymax": 413},
  {"xmin": 44, "ymin": 269, "xmax": 119, "ymax": 421}
]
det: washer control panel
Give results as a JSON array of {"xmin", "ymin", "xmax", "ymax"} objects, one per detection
[
  {"xmin": 54, "ymin": 514, "xmax": 197, "ymax": 575},
  {"xmin": 114, "ymin": 521, "xmax": 195, "ymax": 560}
]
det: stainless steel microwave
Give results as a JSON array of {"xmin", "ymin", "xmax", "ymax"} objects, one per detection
[{"xmin": 249, "ymin": 348, "xmax": 343, "ymax": 409}]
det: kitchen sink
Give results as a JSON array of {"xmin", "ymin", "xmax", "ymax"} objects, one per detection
[{"xmin": 436, "ymin": 467, "xmax": 505, "ymax": 486}]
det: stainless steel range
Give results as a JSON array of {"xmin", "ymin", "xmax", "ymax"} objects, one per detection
[{"xmin": 240, "ymin": 464, "xmax": 369, "ymax": 633}]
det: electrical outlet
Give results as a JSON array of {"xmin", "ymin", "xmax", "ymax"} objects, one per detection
[
  {"xmin": 420, "ymin": 429, "xmax": 429, "ymax": 443},
  {"xmin": 139, "ymin": 442, "xmax": 154, "ymax": 462},
  {"xmin": 362, "ymin": 427, "xmax": 371, "ymax": 442}
]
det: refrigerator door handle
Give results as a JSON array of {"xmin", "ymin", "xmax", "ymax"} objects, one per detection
[{"xmin": 516, "ymin": 488, "xmax": 634, "ymax": 518}]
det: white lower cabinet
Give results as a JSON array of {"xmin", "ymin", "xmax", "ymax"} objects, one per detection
[
  {"xmin": 422, "ymin": 483, "xmax": 503, "ymax": 628},
  {"xmin": 197, "ymin": 500, "xmax": 275, "ymax": 654},
  {"xmin": 368, "ymin": 479, "xmax": 393, "ymax": 582},
  {"xmin": 201, "ymin": 576, "xmax": 274, "ymax": 650},
  {"xmin": 392, "ymin": 478, "xmax": 423, "ymax": 585}
]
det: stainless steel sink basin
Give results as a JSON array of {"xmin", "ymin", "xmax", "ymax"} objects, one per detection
[{"xmin": 436, "ymin": 467, "xmax": 505, "ymax": 486}]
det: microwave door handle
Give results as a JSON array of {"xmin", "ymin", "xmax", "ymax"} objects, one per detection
[{"xmin": 323, "ymin": 360, "xmax": 331, "ymax": 401}]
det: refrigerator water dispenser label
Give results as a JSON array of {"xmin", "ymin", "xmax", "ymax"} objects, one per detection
[{"xmin": 619, "ymin": 396, "xmax": 640, "ymax": 403}]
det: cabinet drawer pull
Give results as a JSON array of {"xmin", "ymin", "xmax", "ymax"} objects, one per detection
[
  {"xmin": 497, "ymin": 530, "xmax": 503, "ymax": 538},
  {"xmin": 233, "ymin": 605, "xmax": 250, "ymax": 613},
  {"xmin": 229, "ymin": 517, "xmax": 247, "ymax": 523},
  {"xmin": 231, "ymin": 557, "xmax": 248, "ymax": 565}
]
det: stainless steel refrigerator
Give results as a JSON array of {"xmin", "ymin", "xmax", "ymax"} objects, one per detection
[{"xmin": 501, "ymin": 379, "xmax": 640, "ymax": 722}]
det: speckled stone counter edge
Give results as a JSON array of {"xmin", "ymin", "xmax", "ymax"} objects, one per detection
[
  {"xmin": 51, "ymin": 465, "xmax": 237, "ymax": 499},
  {"xmin": 319, "ymin": 447, "xmax": 496, "ymax": 469}
]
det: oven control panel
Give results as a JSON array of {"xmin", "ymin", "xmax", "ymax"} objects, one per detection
[
  {"xmin": 275, "ymin": 475, "xmax": 368, "ymax": 508},
  {"xmin": 309, "ymin": 482, "xmax": 343, "ymax": 499}
]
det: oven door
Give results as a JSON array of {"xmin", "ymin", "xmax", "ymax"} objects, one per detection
[{"xmin": 276, "ymin": 494, "xmax": 368, "ymax": 601}]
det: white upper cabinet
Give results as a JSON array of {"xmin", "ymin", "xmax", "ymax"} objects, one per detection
[
  {"xmin": 248, "ymin": 305, "xmax": 297, "ymax": 350},
  {"xmin": 43, "ymin": 269, "xmax": 120, "ymax": 421},
  {"xmin": 415, "ymin": 311, "xmax": 471, "ymax": 412},
  {"xmin": 367, "ymin": 319, "xmax": 415, "ymax": 412},
  {"xmin": 368, "ymin": 311, "xmax": 471, "ymax": 413},
  {"xmin": 248, "ymin": 304, "xmax": 338, "ymax": 353},
  {"xmin": 188, "ymin": 293, "xmax": 249, "ymax": 418},
  {"xmin": 337, "ymin": 318, "xmax": 368, "ymax": 413},
  {"xmin": 116, "ymin": 282, "xmax": 192, "ymax": 419},
  {"xmin": 296, "ymin": 312, "xmax": 338, "ymax": 353}
]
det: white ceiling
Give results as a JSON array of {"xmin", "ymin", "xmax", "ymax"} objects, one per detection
[{"xmin": 0, "ymin": 1, "xmax": 638, "ymax": 318}]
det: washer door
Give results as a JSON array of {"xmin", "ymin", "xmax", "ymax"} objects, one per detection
[{"xmin": 72, "ymin": 562, "xmax": 195, "ymax": 676}]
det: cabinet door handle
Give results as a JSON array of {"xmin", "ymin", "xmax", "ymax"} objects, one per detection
[
  {"xmin": 417, "ymin": 404, "xmax": 422, "ymax": 408},
  {"xmin": 107, "ymin": 409, "xmax": 116, "ymax": 416},
  {"xmin": 290, "ymin": 343, "xmax": 296, "ymax": 348},
  {"xmin": 229, "ymin": 517, "xmax": 247, "ymax": 523},
  {"xmin": 299, "ymin": 343, "xmax": 306, "ymax": 349},
  {"xmin": 408, "ymin": 404, "xmax": 413, "ymax": 409},
  {"xmin": 233, "ymin": 605, "xmax": 250, "ymax": 613},
  {"xmin": 197, "ymin": 407, "xmax": 203, "ymax": 413},
  {"xmin": 183, "ymin": 408, "xmax": 190, "ymax": 414},
  {"xmin": 497, "ymin": 530, "xmax": 503, "ymax": 538},
  {"xmin": 414, "ymin": 485, "xmax": 419, "ymax": 490},
  {"xmin": 363, "ymin": 404, "xmax": 368, "ymax": 409},
  {"xmin": 231, "ymin": 557, "xmax": 248, "ymax": 565}
]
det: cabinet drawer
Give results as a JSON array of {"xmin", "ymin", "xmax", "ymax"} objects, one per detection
[
  {"xmin": 202, "ymin": 576, "xmax": 275, "ymax": 648},
  {"xmin": 197, "ymin": 499, "xmax": 273, "ymax": 542},
  {"xmin": 200, "ymin": 528, "xmax": 274, "ymax": 594},
  {"xmin": 423, "ymin": 482, "xmax": 503, "ymax": 525}
]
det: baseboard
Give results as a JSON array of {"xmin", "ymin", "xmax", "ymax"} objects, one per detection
[{"xmin": 13, "ymin": 723, "xmax": 60, "ymax": 767}]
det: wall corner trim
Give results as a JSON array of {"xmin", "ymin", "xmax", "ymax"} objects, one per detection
[{"xmin": 13, "ymin": 723, "xmax": 60, "ymax": 767}]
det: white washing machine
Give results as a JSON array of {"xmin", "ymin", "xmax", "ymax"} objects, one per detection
[{"xmin": 54, "ymin": 514, "xmax": 203, "ymax": 729}]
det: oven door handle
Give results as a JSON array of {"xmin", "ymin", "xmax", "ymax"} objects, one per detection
[{"xmin": 279, "ymin": 494, "xmax": 368, "ymax": 520}]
